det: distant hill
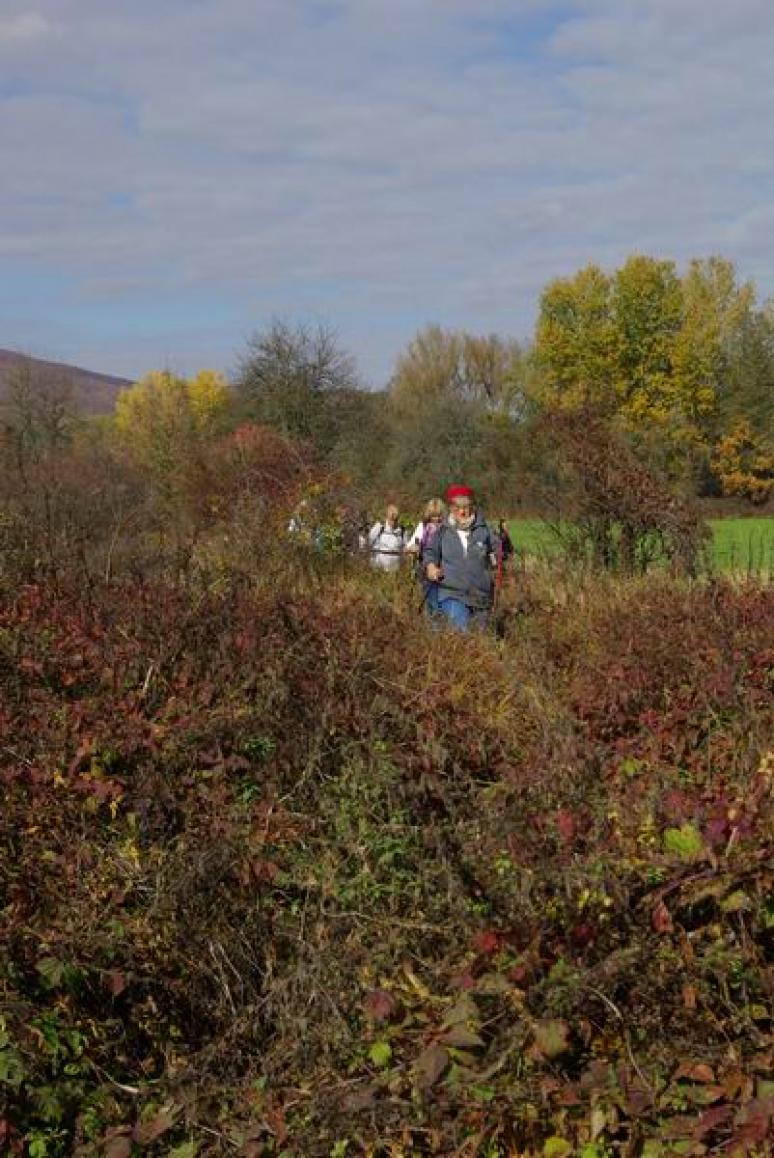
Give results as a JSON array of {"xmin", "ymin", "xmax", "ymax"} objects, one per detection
[{"xmin": 0, "ymin": 349, "xmax": 132, "ymax": 416}]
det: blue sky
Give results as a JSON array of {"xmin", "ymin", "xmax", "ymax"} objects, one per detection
[{"xmin": 1, "ymin": 0, "xmax": 773, "ymax": 385}]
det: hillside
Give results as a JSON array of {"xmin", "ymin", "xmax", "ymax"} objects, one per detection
[{"xmin": 0, "ymin": 348, "xmax": 131, "ymax": 416}]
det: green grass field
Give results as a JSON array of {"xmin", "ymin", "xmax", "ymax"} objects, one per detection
[
  {"xmin": 709, "ymin": 516, "xmax": 774, "ymax": 573},
  {"xmin": 509, "ymin": 516, "xmax": 774, "ymax": 574}
]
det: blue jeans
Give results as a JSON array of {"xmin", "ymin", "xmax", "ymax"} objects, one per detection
[
  {"xmin": 422, "ymin": 581, "xmax": 440, "ymax": 615},
  {"xmin": 438, "ymin": 597, "xmax": 490, "ymax": 632},
  {"xmin": 437, "ymin": 597, "xmax": 472, "ymax": 631}
]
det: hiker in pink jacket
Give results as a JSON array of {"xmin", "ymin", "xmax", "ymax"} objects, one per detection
[{"xmin": 405, "ymin": 497, "xmax": 446, "ymax": 614}]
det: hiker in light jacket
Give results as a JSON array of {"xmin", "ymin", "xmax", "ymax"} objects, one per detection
[
  {"xmin": 367, "ymin": 504, "xmax": 405, "ymax": 572},
  {"xmin": 405, "ymin": 497, "xmax": 445, "ymax": 614},
  {"xmin": 424, "ymin": 485, "xmax": 497, "ymax": 630}
]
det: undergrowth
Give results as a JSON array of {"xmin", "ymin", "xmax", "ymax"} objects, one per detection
[{"xmin": 2, "ymin": 564, "xmax": 774, "ymax": 1155}]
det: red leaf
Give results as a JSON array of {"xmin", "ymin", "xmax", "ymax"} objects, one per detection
[
  {"xmin": 250, "ymin": 858, "xmax": 280, "ymax": 884},
  {"xmin": 106, "ymin": 970, "xmax": 127, "ymax": 997},
  {"xmin": 570, "ymin": 922, "xmax": 596, "ymax": 949},
  {"xmin": 451, "ymin": 972, "xmax": 476, "ymax": 990},
  {"xmin": 557, "ymin": 1083, "xmax": 581, "ymax": 1107},
  {"xmin": 652, "ymin": 900, "xmax": 673, "ymax": 934},
  {"xmin": 364, "ymin": 989, "xmax": 396, "ymax": 1023},
  {"xmin": 694, "ymin": 1105, "xmax": 733, "ymax": 1140},
  {"xmin": 731, "ymin": 1113, "xmax": 771, "ymax": 1146},
  {"xmin": 674, "ymin": 1061, "xmax": 715, "ymax": 1084},
  {"xmin": 104, "ymin": 1138, "xmax": 132, "ymax": 1158},
  {"xmin": 729, "ymin": 1097, "xmax": 774, "ymax": 1147},
  {"xmin": 556, "ymin": 810, "xmax": 576, "ymax": 842},
  {"xmin": 265, "ymin": 1105, "xmax": 287, "ymax": 1145},
  {"xmin": 682, "ymin": 983, "xmax": 697, "ymax": 1010},
  {"xmin": 472, "ymin": 930, "xmax": 500, "ymax": 955},
  {"xmin": 68, "ymin": 741, "xmax": 93, "ymax": 777}
]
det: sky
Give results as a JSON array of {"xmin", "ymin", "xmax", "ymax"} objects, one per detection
[{"xmin": 1, "ymin": 0, "xmax": 773, "ymax": 386}]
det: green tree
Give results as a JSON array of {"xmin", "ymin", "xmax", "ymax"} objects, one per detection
[
  {"xmin": 672, "ymin": 257, "xmax": 756, "ymax": 433},
  {"xmin": 236, "ymin": 320, "xmax": 359, "ymax": 454},
  {"xmin": 718, "ymin": 300, "xmax": 774, "ymax": 435},
  {"xmin": 384, "ymin": 325, "xmax": 527, "ymax": 506}
]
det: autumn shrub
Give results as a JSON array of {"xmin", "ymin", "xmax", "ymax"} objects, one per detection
[
  {"xmin": 2, "ymin": 565, "xmax": 774, "ymax": 1154},
  {"xmin": 527, "ymin": 409, "xmax": 710, "ymax": 575},
  {"xmin": 0, "ymin": 421, "xmax": 361, "ymax": 598},
  {"xmin": 0, "ymin": 441, "xmax": 151, "ymax": 589}
]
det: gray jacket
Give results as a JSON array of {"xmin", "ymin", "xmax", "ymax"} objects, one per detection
[{"xmin": 424, "ymin": 514, "xmax": 496, "ymax": 609}]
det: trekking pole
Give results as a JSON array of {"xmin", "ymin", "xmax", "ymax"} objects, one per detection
[
  {"xmin": 492, "ymin": 540, "xmax": 504, "ymax": 616},
  {"xmin": 417, "ymin": 584, "xmax": 433, "ymax": 615}
]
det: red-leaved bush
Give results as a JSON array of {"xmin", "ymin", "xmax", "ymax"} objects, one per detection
[{"xmin": 2, "ymin": 569, "xmax": 774, "ymax": 1154}]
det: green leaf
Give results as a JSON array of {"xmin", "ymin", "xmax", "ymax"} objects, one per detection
[
  {"xmin": 544, "ymin": 1138, "xmax": 573, "ymax": 1157},
  {"xmin": 35, "ymin": 957, "xmax": 66, "ymax": 989},
  {"xmin": 0, "ymin": 1048, "xmax": 26, "ymax": 1088},
  {"xmin": 368, "ymin": 1041, "xmax": 392, "ymax": 1069},
  {"xmin": 720, "ymin": 889, "xmax": 751, "ymax": 912},
  {"xmin": 663, "ymin": 824, "xmax": 704, "ymax": 860},
  {"xmin": 168, "ymin": 1143, "xmax": 200, "ymax": 1158}
]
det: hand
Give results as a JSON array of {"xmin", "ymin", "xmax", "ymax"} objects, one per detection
[{"xmin": 426, "ymin": 563, "xmax": 443, "ymax": 582}]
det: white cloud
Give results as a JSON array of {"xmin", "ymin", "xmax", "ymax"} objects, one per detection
[
  {"xmin": 0, "ymin": 11, "xmax": 51, "ymax": 44},
  {"xmin": 1, "ymin": 0, "xmax": 774, "ymax": 381}
]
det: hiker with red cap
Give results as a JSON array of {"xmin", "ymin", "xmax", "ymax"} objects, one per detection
[{"xmin": 424, "ymin": 484, "xmax": 498, "ymax": 630}]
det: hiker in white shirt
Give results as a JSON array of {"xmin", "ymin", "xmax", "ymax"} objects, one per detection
[{"xmin": 367, "ymin": 504, "xmax": 405, "ymax": 572}]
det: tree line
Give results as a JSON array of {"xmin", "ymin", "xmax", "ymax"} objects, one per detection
[{"xmin": 1, "ymin": 253, "xmax": 773, "ymax": 582}]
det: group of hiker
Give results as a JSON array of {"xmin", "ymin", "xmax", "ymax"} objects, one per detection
[
  {"xmin": 366, "ymin": 484, "xmax": 514, "ymax": 631},
  {"xmin": 288, "ymin": 483, "xmax": 514, "ymax": 631}
]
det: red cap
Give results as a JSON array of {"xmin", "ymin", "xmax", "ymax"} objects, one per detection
[{"xmin": 445, "ymin": 484, "xmax": 474, "ymax": 503}]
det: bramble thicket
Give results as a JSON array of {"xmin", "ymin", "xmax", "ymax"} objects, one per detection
[{"xmin": 2, "ymin": 254, "xmax": 774, "ymax": 1155}]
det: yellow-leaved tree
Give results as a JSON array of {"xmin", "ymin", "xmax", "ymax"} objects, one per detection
[
  {"xmin": 113, "ymin": 369, "xmax": 231, "ymax": 479},
  {"xmin": 671, "ymin": 258, "xmax": 756, "ymax": 426},
  {"xmin": 712, "ymin": 419, "xmax": 774, "ymax": 504},
  {"xmin": 533, "ymin": 265, "xmax": 619, "ymax": 412},
  {"xmin": 533, "ymin": 254, "xmax": 765, "ymax": 485},
  {"xmin": 610, "ymin": 255, "xmax": 683, "ymax": 424}
]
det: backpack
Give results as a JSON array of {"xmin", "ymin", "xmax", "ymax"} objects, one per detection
[
  {"xmin": 370, "ymin": 523, "xmax": 404, "ymax": 554},
  {"xmin": 419, "ymin": 520, "xmax": 440, "ymax": 559}
]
